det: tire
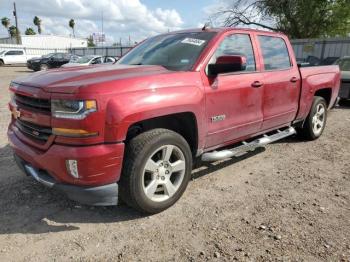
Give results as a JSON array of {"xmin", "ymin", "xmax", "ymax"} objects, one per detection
[
  {"xmin": 119, "ymin": 129, "xmax": 192, "ymax": 214},
  {"xmin": 0, "ymin": 60, "xmax": 4, "ymax": 66},
  {"xmin": 40, "ymin": 63, "xmax": 48, "ymax": 71},
  {"xmin": 298, "ymin": 96, "xmax": 327, "ymax": 140}
]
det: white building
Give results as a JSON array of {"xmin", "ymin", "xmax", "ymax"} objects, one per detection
[{"xmin": 0, "ymin": 34, "xmax": 87, "ymax": 56}]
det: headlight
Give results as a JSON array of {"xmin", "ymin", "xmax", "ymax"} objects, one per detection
[{"xmin": 51, "ymin": 99, "xmax": 97, "ymax": 119}]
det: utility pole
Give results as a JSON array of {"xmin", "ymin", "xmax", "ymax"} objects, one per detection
[
  {"xmin": 101, "ymin": 10, "xmax": 104, "ymax": 48},
  {"xmin": 13, "ymin": 2, "xmax": 21, "ymax": 44}
]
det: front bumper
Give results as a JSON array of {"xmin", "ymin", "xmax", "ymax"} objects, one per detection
[
  {"xmin": 8, "ymin": 127, "xmax": 125, "ymax": 206},
  {"xmin": 14, "ymin": 155, "xmax": 119, "ymax": 206}
]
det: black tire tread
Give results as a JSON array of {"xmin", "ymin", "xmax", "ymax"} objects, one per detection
[
  {"xmin": 298, "ymin": 96, "xmax": 327, "ymax": 140},
  {"xmin": 119, "ymin": 128, "xmax": 191, "ymax": 213}
]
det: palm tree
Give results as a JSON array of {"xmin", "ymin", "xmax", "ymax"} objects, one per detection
[
  {"xmin": 8, "ymin": 25, "xmax": 18, "ymax": 38},
  {"xmin": 69, "ymin": 19, "xmax": 75, "ymax": 37},
  {"xmin": 33, "ymin": 16, "xmax": 42, "ymax": 34},
  {"xmin": 25, "ymin": 27, "xmax": 36, "ymax": 35},
  {"xmin": 1, "ymin": 17, "xmax": 10, "ymax": 37}
]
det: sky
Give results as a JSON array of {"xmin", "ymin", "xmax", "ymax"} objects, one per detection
[{"xmin": 0, "ymin": 0, "xmax": 228, "ymax": 45}]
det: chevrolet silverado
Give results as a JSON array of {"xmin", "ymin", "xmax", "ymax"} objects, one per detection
[{"xmin": 7, "ymin": 28, "xmax": 340, "ymax": 213}]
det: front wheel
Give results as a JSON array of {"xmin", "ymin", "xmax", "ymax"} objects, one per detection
[
  {"xmin": 298, "ymin": 96, "xmax": 327, "ymax": 140},
  {"xmin": 40, "ymin": 63, "xmax": 48, "ymax": 71},
  {"xmin": 119, "ymin": 129, "xmax": 192, "ymax": 214}
]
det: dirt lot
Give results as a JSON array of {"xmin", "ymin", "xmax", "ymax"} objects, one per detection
[{"xmin": 0, "ymin": 66, "xmax": 349, "ymax": 261}]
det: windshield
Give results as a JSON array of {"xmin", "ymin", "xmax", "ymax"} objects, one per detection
[
  {"xmin": 118, "ymin": 32, "xmax": 217, "ymax": 71},
  {"xmin": 337, "ymin": 58, "xmax": 350, "ymax": 71},
  {"xmin": 42, "ymin": 53, "xmax": 55, "ymax": 58},
  {"xmin": 75, "ymin": 55, "xmax": 96, "ymax": 64},
  {"xmin": 0, "ymin": 50, "xmax": 5, "ymax": 55}
]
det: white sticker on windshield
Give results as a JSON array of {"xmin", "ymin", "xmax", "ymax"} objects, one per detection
[{"xmin": 181, "ymin": 38, "xmax": 206, "ymax": 46}]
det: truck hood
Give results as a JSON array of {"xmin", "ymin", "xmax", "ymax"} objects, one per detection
[{"xmin": 13, "ymin": 64, "xmax": 170, "ymax": 93}]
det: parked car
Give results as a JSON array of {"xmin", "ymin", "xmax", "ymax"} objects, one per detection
[
  {"xmin": 320, "ymin": 56, "xmax": 340, "ymax": 66},
  {"xmin": 8, "ymin": 28, "xmax": 340, "ymax": 214},
  {"xmin": 334, "ymin": 56, "xmax": 350, "ymax": 100},
  {"xmin": 61, "ymin": 55, "xmax": 117, "ymax": 68},
  {"xmin": 27, "ymin": 53, "xmax": 74, "ymax": 71},
  {"xmin": 0, "ymin": 49, "xmax": 38, "ymax": 66}
]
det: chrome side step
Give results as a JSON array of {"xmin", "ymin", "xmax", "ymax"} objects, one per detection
[{"xmin": 201, "ymin": 127, "xmax": 296, "ymax": 162}]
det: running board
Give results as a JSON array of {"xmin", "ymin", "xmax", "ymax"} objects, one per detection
[{"xmin": 201, "ymin": 127, "xmax": 296, "ymax": 162}]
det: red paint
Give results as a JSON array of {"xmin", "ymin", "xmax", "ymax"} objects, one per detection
[{"xmin": 7, "ymin": 28, "xmax": 340, "ymax": 187}]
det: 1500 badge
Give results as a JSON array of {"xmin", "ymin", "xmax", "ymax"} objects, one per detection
[{"xmin": 211, "ymin": 115, "xmax": 226, "ymax": 122}]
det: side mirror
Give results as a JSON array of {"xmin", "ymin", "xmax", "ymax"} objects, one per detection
[{"xmin": 208, "ymin": 55, "xmax": 247, "ymax": 76}]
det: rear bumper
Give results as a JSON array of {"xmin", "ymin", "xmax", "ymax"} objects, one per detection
[{"xmin": 14, "ymin": 155, "xmax": 118, "ymax": 206}]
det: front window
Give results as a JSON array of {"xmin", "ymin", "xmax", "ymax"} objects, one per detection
[
  {"xmin": 75, "ymin": 55, "xmax": 96, "ymax": 64},
  {"xmin": 42, "ymin": 53, "xmax": 55, "ymax": 58},
  {"xmin": 118, "ymin": 32, "xmax": 217, "ymax": 71}
]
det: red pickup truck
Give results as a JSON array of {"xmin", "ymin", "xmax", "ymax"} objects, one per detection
[{"xmin": 8, "ymin": 28, "xmax": 340, "ymax": 213}]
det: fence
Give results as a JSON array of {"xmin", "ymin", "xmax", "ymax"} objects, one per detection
[
  {"xmin": 291, "ymin": 37, "xmax": 350, "ymax": 62},
  {"xmin": 0, "ymin": 44, "xmax": 133, "ymax": 58}
]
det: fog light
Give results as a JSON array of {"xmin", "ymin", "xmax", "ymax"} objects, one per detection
[{"xmin": 66, "ymin": 160, "xmax": 79, "ymax": 178}]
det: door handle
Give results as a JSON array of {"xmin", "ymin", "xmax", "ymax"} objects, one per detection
[
  {"xmin": 251, "ymin": 81, "xmax": 263, "ymax": 88},
  {"xmin": 290, "ymin": 77, "xmax": 298, "ymax": 83}
]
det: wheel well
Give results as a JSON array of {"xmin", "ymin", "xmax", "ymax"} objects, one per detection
[
  {"xmin": 126, "ymin": 112, "xmax": 198, "ymax": 156},
  {"xmin": 315, "ymin": 88, "xmax": 332, "ymax": 106}
]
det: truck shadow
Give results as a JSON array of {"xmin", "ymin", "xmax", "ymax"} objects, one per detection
[{"xmin": 0, "ymin": 142, "xmax": 280, "ymax": 235}]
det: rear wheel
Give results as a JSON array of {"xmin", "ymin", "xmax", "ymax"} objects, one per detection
[
  {"xmin": 298, "ymin": 96, "xmax": 327, "ymax": 140},
  {"xmin": 119, "ymin": 129, "xmax": 192, "ymax": 214}
]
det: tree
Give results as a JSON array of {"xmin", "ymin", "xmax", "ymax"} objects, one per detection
[
  {"xmin": 25, "ymin": 27, "xmax": 36, "ymax": 35},
  {"xmin": 211, "ymin": 0, "xmax": 350, "ymax": 38},
  {"xmin": 8, "ymin": 25, "xmax": 18, "ymax": 38},
  {"xmin": 33, "ymin": 16, "xmax": 42, "ymax": 34},
  {"xmin": 87, "ymin": 35, "xmax": 95, "ymax": 47},
  {"xmin": 69, "ymin": 19, "xmax": 75, "ymax": 37},
  {"xmin": 1, "ymin": 17, "xmax": 10, "ymax": 37}
]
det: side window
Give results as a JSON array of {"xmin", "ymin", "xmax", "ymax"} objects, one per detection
[
  {"xmin": 5, "ymin": 51, "xmax": 16, "ymax": 56},
  {"xmin": 16, "ymin": 51, "xmax": 24, "ymax": 55},
  {"xmin": 208, "ymin": 34, "xmax": 256, "ymax": 73},
  {"xmin": 258, "ymin": 36, "xmax": 291, "ymax": 70}
]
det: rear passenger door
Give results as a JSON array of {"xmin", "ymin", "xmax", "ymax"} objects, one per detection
[{"xmin": 257, "ymin": 35, "xmax": 300, "ymax": 130}]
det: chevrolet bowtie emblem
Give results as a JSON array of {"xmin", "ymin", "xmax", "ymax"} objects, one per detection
[{"xmin": 12, "ymin": 108, "xmax": 21, "ymax": 119}]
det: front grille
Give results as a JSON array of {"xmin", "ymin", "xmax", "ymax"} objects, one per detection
[
  {"xmin": 15, "ymin": 93, "xmax": 51, "ymax": 113},
  {"xmin": 15, "ymin": 119, "xmax": 52, "ymax": 142}
]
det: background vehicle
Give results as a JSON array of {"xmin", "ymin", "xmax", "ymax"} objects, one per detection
[
  {"xmin": 8, "ymin": 28, "xmax": 340, "ymax": 214},
  {"xmin": 334, "ymin": 56, "xmax": 350, "ymax": 100},
  {"xmin": 0, "ymin": 49, "xmax": 37, "ymax": 66},
  {"xmin": 27, "ymin": 53, "xmax": 74, "ymax": 71},
  {"xmin": 61, "ymin": 55, "xmax": 117, "ymax": 68}
]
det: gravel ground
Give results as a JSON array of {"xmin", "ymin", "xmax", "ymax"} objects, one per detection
[{"xmin": 0, "ymin": 66, "xmax": 349, "ymax": 261}]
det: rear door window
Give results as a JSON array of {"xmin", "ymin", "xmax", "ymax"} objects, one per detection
[{"xmin": 258, "ymin": 36, "xmax": 291, "ymax": 70}]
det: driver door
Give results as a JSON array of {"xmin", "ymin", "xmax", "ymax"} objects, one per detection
[{"xmin": 204, "ymin": 33, "xmax": 264, "ymax": 148}]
